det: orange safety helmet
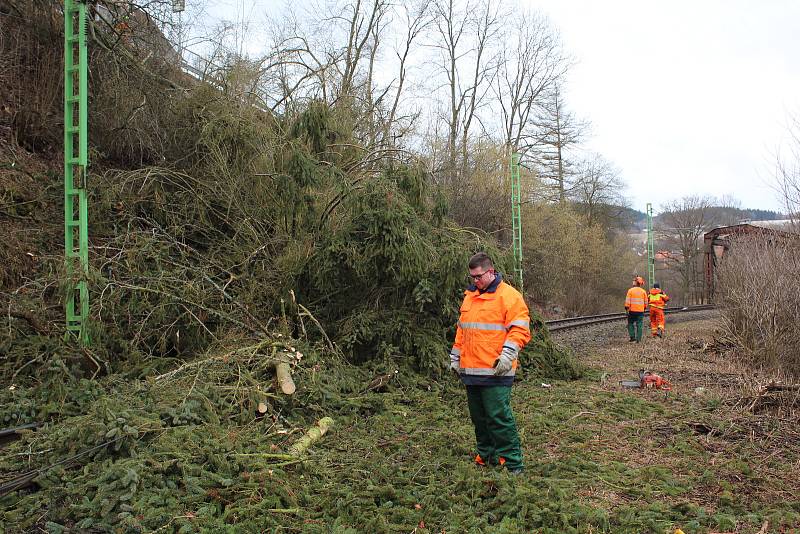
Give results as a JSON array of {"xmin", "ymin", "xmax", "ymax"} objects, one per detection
[{"xmin": 633, "ymin": 276, "xmax": 645, "ymax": 286}]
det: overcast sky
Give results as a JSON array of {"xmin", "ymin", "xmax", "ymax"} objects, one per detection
[
  {"xmin": 194, "ymin": 0, "xmax": 800, "ymax": 214},
  {"xmin": 525, "ymin": 0, "xmax": 800, "ymax": 214}
]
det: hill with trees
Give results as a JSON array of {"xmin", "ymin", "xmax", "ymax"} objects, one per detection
[
  {"xmin": 0, "ymin": 1, "xmax": 601, "ymax": 529},
  {"xmin": 2, "ymin": 1, "xmax": 799, "ymax": 531}
]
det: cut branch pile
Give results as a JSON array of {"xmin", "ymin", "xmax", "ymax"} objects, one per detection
[{"xmin": 0, "ymin": 7, "xmax": 582, "ymax": 531}]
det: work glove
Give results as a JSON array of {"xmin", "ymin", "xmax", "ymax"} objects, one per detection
[
  {"xmin": 492, "ymin": 347, "xmax": 517, "ymax": 375},
  {"xmin": 449, "ymin": 350, "xmax": 461, "ymax": 375}
]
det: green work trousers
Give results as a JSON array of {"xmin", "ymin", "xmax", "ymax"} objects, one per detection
[
  {"xmin": 627, "ymin": 311, "xmax": 644, "ymax": 341},
  {"xmin": 465, "ymin": 385, "xmax": 523, "ymax": 470}
]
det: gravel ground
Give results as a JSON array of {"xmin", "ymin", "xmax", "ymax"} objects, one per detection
[{"xmin": 550, "ymin": 309, "xmax": 720, "ymax": 356}]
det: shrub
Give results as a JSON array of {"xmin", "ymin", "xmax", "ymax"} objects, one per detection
[{"xmin": 716, "ymin": 234, "xmax": 800, "ymax": 377}]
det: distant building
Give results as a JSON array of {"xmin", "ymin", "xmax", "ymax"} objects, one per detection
[{"xmin": 703, "ymin": 223, "xmax": 798, "ymax": 301}]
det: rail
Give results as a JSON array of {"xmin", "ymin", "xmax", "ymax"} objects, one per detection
[
  {"xmin": 0, "ymin": 423, "xmax": 39, "ymax": 448},
  {"xmin": 545, "ymin": 305, "xmax": 715, "ymax": 332}
]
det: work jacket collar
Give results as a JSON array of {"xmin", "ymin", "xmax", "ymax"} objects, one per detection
[
  {"xmin": 649, "ymin": 288, "xmax": 662, "ymax": 294},
  {"xmin": 467, "ymin": 273, "xmax": 502, "ymax": 294}
]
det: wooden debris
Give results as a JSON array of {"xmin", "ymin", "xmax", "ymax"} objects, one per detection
[
  {"xmin": 744, "ymin": 381, "xmax": 800, "ymax": 413},
  {"xmin": 288, "ymin": 417, "xmax": 334, "ymax": 456},
  {"xmin": 760, "ymin": 382, "xmax": 800, "ymax": 393},
  {"xmin": 686, "ymin": 421, "xmax": 713, "ymax": 435},
  {"xmin": 362, "ymin": 370, "xmax": 397, "ymax": 393},
  {"xmin": 276, "ymin": 362, "xmax": 296, "ymax": 395}
]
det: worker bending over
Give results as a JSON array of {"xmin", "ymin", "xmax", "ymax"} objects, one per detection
[
  {"xmin": 648, "ymin": 282, "xmax": 670, "ymax": 338},
  {"xmin": 624, "ymin": 276, "xmax": 648, "ymax": 342}
]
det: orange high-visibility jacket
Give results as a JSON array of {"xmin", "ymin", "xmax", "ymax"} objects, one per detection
[
  {"xmin": 625, "ymin": 286, "xmax": 648, "ymax": 312},
  {"xmin": 648, "ymin": 288, "xmax": 670, "ymax": 309},
  {"xmin": 451, "ymin": 279, "xmax": 531, "ymax": 383}
]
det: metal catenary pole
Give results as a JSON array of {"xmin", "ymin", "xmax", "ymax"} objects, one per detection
[
  {"xmin": 510, "ymin": 152, "xmax": 523, "ymax": 291},
  {"xmin": 646, "ymin": 203, "xmax": 655, "ymax": 289},
  {"xmin": 64, "ymin": 0, "xmax": 90, "ymax": 345}
]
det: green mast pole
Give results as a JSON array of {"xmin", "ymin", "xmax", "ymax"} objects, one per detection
[
  {"xmin": 510, "ymin": 152, "xmax": 523, "ymax": 291},
  {"xmin": 646, "ymin": 203, "xmax": 655, "ymax": 289},
  {"xmin": 64, "ymin": 0, "xmax": 90, "ymax": 345}
]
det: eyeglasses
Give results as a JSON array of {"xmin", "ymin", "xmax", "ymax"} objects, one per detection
[{"xmin": 468, "ymin": 270, "xmax": 491, "ymax": 281}]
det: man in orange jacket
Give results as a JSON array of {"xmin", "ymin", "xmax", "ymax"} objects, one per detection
[
  {"xmin": 648, "ymin": 282, "xmax": 670, "ymax": 338},
  {"xmin": 624, "ymin": 276, "xmax": 648, "ymax": 342},
  {"xmin": 450, "ymin": 252, "xmax": 531, "ymax": 475}
]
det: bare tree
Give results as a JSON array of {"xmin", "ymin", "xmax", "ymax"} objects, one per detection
[
  {"xmin": 257, "ymin": 0, "xmax": 393, "ymax": 122},
  {"xmin": 259, "ymin": 1, "xmax": 427, "ymax": 145},
  {"xmin": 430, "ymin": 0, "xmax": 471, "ymax": 179},
  {"xmin": 429, "ymin": 0, "xmax": 503, "ymax": 181},
  {"xmin": 776, "ymin": 113, "xmax": 800, "ymax": 230},
  {"xmin": 381, "ymin": 1, "xmax": 431, "ymax": 148},
  {"xmin": 571, "ymin": 153, "xmax": 628, "ymax": 228},
  {"xmin": 657, "ymin": 195, "xmax": 717, "ymax": 304},
  {"xmin": 260, "ymin": 10, "xmax": 339, "ymax": 111},
  {"xmin": 330, "ymin": 0, "xmax": 389, "ymax": 102},
  {"xmin": 528, "ymin": 84, "xmax": 588, "ymax": 203},
  {"xmin": 362, "ymin": 3, "xmax": 393, "ymax": 145},
  {"xmin": 706, "ymin": 195, "xmax": 744, "ymax": 227},
  {"xmin": 458, "ymin": 0, "xmax": 504, "ymax": 169},
  {"xmin": 494, "ymin": 9, "xmax": 567, "ymax": 154}
]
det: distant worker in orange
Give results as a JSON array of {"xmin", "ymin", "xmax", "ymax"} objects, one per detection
[
  {"xmin": 624, "ymin": 276, "xmax": 648, "ymax": 342},
  {"xmin": 648, "ymin": 282, "xmax": 670, "ymax": 338}
]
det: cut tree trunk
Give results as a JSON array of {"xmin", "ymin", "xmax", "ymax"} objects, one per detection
[
  {"xmin": 288, "ymin": 417, "xmax": 334, "ymax": 456},
  {"xmin": 276, "ymin": 362, "xmax": 296, "ymax": 395}
]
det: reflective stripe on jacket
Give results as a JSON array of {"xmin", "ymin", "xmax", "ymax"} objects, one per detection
[
  {"xmin": 451, "ymin": 277, "xmax": 531, "ymax": 386},
  {"xmin": 625, "ymin": 286, "xmax": 648, "ymax": 312},
  {"xmin": 648, "ymin": 288, "xmax": 670, "ymax": 309}
]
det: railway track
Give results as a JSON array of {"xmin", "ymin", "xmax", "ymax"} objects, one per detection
[
  {"xmin": 545, "ymin": 305, "xmax": 715, "ymax": 332},
  {"xmin": 0, "ymin": 423, "xmax": 39, "ymax": 448}
]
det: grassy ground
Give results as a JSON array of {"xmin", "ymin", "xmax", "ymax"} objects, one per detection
[
  {"xmin": 283, "ymin": 319, "xmax": 799, "ymax": 533},
  {"xmin": 2, "ymin": 319, "xmax": 799, "ymax": 533}
]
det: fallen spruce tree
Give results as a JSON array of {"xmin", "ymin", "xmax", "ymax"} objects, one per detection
[{"xmin": 0, "ymin": 16, "xmax": 580, "ymax": 528}]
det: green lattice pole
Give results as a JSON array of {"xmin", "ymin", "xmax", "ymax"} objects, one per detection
[
  {"xmin": 646, "ymin": 203, "xmax": 655, "ymax": 289},
  {"xmin": 64, "ymin": 0, "xmax": 90, "ymax": 345},
  {"xmin": 510, "ymin": 152, "xmax": 523, "ymax": 291}
]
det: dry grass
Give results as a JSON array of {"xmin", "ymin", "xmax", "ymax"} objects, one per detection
[
  {"xmin": 573, "ymin": 318, "xmax": 800, "ymax": 522},
  {"xmin": 716, "ymin": 234, "xmax": 800, "ymax": 378}
]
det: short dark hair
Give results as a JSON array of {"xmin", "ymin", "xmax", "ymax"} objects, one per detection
[{"xmin": 468, "ymin": 252, "xmax": 494, "ymax": 270}]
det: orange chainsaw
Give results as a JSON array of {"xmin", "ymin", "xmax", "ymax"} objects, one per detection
[{"xmin": 620, "ymin": 369, "xmax": 672, "ymax": 391}]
